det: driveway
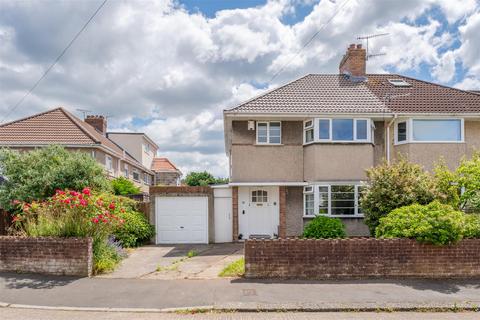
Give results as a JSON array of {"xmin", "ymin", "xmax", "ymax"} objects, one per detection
[{"xmin": 97, "ymin": 243, "xmax": 243, "ymax": 280}]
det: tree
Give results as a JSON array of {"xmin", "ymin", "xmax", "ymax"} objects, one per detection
[
  {"xmin": 184, "ymin": 171, "xmax": 228, "ymax": 186},
  {"xmin": 0, "ymin": 145, "xmax": 111, "ymax": 211},
  {"xmin": 361, "ymin": 158, "xmax": 437, "ymax": 235},
  {"xmin": 111, "ymin": 177, "xmax": 141, "ymax": 196}
]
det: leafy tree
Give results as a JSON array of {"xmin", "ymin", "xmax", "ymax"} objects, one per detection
[
  {"xmin": 111, "ymin": 177, "xmax": 141, "ymax": 196},
  {"xmin": 0, "ymin": 145, "xmax": 110, "ymax": 211},
  {"xmin": 361, "ymin": 158, "xmax": 437, "ymax": 235},
  {"xmin": 184, "ymin": 171, "xmax": 228, "ymax": 186}
]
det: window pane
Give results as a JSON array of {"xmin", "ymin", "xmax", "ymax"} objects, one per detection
[
  {"xmin": 319, "ymin": 119, "xmax": 330, "ymax": 139},
  {"xmin": 331, "ymin": 185, "xmax": 355, "ymax": 215},
  {"xmin": 305, "ymin": 193, "xmax": 314, "ymax": 216},
  {"xmin": 305, "ymin": 120, "xmax": 313, "ymax": 128},
  {"xmin": 269, "ymin": 136, "xmax": 281, "ymax": 144},
  {"xmin": 412, "ymin": 120, "xmax": 461, "ymax": 141},
  {"xmin": 398, "ymin": 122, "xmax": 407, "ymax": 142},
  {"xmin": 332, "ymin": 119, "xmax": 354, "ymax": 141},
  {"xmin": 318, "ymin": 186, "xmax": 328, "ymax": 214},
  {"xmin": 357, "ymin": 186, "xmax": 366, "ymax": 215},
  {"xmin": 305, "ymin": 129, "xmax": 314, "ymax": 143},
  {"xmin": 257, "ymin": 123, "xmax": 268, "ymax": 143},
  {"xmin": 356, "ymin": 120, "xmax": 367, "ymax": 140}
]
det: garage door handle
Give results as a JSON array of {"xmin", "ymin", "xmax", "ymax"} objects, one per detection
[{"xmin": 180, "ymin": 226, "xmax": 184, "ymax": 229}]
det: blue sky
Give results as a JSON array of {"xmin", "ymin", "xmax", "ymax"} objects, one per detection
[{"xmin": 0, "ymin": 0, "xmax": 479, "ymax": 176}]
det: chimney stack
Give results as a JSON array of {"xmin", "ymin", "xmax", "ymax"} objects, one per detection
[
  {"xmin": 85, "ymin": 115, "xmax": 107, "ymax": 135},
  {"xmin": 339, "ymin": 43, "xmax": 366, "ymax": 77}
]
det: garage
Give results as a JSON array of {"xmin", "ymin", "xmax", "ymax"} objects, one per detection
[{"xmin": 155, "ymin": 196, "xmax": 209, "ymax": 244}]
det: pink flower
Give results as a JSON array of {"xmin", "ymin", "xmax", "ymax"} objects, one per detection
[
  {"xmin": 12, "ymin": 200, "xmax": 21, "ymax": 205},
  {"xmin": 92, "ymin": 217, "xmax": 99, "ymax": 224},
  {"xmin": 109, "ymin": 202, "xmax": 115, "ymax": 210},
  {"xmin": 56, "ymin": 190, "xmax": 66, "ymax": 195},
  {"xmin": 79, "ymin": 199, "xmax": 88, "ymax": 207},
  {"xmin": 63, "ymin": 198, "xmax": 71, "ymax": 204},
  {"xmin": 69, "ymin": 191, "xmax": 79, "ymax": 197},
  {"xmin": 82, "ymin": 187, "xmax": 91, "ymax": 196}
]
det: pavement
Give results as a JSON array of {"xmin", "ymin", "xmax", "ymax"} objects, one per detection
[
  {"xmin": 97, "ymin": 243, "xmax": 243, "ymax": 279},
  {"xmin": 1, "ymin": 308, "xmax": 479, "ymax": 320},
  {"xmin": 1, "ymin": 272, "xmax": 480, "ymax": 312}
]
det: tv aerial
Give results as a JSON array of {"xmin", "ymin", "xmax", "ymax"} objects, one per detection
[
  {"xmin": 357, "ymin": 33, "xmax": 389, "ymax": 60},
  {"xmin": 76, "ymin": 108, "xmax": 92, "ymax": 119}
]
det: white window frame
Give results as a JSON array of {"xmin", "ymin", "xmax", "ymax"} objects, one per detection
[
  {"xmin": 303, "ymin": 118, "xmax": 372, "ymax": 144},
  {"xmin": 395, "ymin": 118, "xmax": 464, "ymax": 145},
  {"xmin": 123, "ymin": 164, "xmax": 129, "ymax": 178},
  {"xmin": 303, "ymin": 120, "xmax": 315, "ymax": 145},
  {"xmin": 143, "ymin": 173, "xmax": 150, "ymax": 185},
  {"xmin": 132, "ymin": 169, "xmax": 140, "ymax": 182},
  {"xmin": 144, "ymin": 143, "xmax": 150, "ymax": 153},
  {"xmin": 256, "ymin": 121, "xmax": 282, "ymax": 145},
  {"xmin": 303, "ymin": 183, "xmax": 365, "ymax": 218},
  {"xmin": 105, "ymin": 155, "xmax": 113, "ymax": 172}
]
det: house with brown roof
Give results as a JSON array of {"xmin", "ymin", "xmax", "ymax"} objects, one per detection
[
  {"xmin": 151, "ymin": 157, "xmax": 182, "ymax": 186},
  {"xmin": 223, "ymin": 43, "xmax": 480, "ymax": 239},
  {"xmin": 0, "ymin": 107, "xmax": 155, "ymax": 193}
]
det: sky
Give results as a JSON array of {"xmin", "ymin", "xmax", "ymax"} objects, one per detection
[{"xmin": 0, "ymin": 0, "xmax": 479, "ymax": 178}]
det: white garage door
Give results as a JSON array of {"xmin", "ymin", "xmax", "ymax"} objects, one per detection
[{"xmin": 155, "ymin": 196, "xmax": 208, "ymax": 244}]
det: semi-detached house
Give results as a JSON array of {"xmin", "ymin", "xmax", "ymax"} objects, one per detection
[{"xmin": 223, "ymin": 43, "xmax": 480, "ymax": 239}]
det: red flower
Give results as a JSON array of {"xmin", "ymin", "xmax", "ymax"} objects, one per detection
[
  {"xmin": 82, "ymin": 187, "xmax": 91, "ymax": 196},
  {"xmin": 92, "ymin": 217, "xmax": 99, "ymax": 224},
  {"xmin": 63, "ymin": 198, "xmax": 71, "ymax": 204},
  {"xmin": 69, "ymin": 191, "xmax": 79, "ymax": 197},
  {"xmin": 56, "ymin": 190, "xmax": 66, "ymax": 195},
  {"xmin": 79, "ymin": 199, "xmax": 88, "ymax": 206},
  {"xmin": 12, "ymin": 200, "xmax": 21, "ymax": 205},
  {"xmin": 109, "ymin": 202, "xmax": 115, "ymax": 210},
  {"xmin": 12, "ymin": 216, "xmax": 20, "ymax": 222}
]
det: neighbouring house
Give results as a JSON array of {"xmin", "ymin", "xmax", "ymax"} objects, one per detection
[
  {"xmin": 223, "ymin": 43, "xmax": 480, "ymax": 239},
  {"xmin": 0, "ymin": 107, "xmax": 154, "ymax": 193},
  {"xmin": 151, "ymin": 157, "xmax": 182, "ymax": 186}
]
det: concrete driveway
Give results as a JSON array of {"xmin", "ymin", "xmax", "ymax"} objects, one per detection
[{"xmin": 97, "ymin": 243, "xmax": 243, "ymax": 280}]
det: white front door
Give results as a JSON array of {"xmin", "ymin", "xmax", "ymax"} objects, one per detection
[
  {"xmin": 214, "ymin": 187, "xmax": 232, "ymax": 243},
  {"xmin": 155, "ymin": 196, "xmax": 208, "ymax": 244},
  {"xmin": 238, "ymin": 187, "xmax": 279, "ymax": 239}
]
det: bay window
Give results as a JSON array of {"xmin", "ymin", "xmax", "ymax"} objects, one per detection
[
  {"xmin": 304, "ymin": 184, "xmax": 365, "ymax": 217},
  {"xmin": 303, "ymin": 118, "xmax": 371, "ymax": 144},
  {"xmin": 257, "ymin": 121, "xmax": 281, "ymax": 144},
  {"xmin": 395, "ymin": 119, "xmax": 464, "ymax": 144}
]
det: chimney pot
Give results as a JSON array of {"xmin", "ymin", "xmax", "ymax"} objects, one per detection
[
  {"xmin": 356, "ymin": 43, "xmax": 362, "ymax": 49},
  {"xmin": 349, "ymin": 43, "xmax": 356, "ymax": 49}
]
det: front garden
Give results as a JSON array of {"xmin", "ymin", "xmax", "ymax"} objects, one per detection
[{"xmin": 0, "ymin": 146, "xmax": 154, "ymax": 275}]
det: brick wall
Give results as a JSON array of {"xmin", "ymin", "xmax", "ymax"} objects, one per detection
[
  {"xmin": 245, "ymin": 238, "xmax": 480, "ymax": 279},
  {"xmin": 155, "ymin": 171, "xmax": 180, "ymax": 186},
  {"xmin": 0, "ymin": 237, "xmax": 92, "ymax": 277}
]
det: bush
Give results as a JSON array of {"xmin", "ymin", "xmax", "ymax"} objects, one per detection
[
  {"xmin": 464, "ymin": 214, "xmax": 480, "ymax": 238},
  {"xmin": 0, "ymin": 145, "xmax": 110, "ymax": 211},
  {"xmin": 361, "ymin": 158, "xmax": 437, "ymax": 235},
  {"xmin": 111, "ymin": 177, "xmax": 141, "ymax": 196},
  {"xmin": 184, "ymin": 171, "xmax": 228, "ymax": 186},
  {"xmin": 114, "ymin": 210, "xmax": 155, "ymax": 247},
  {"xmin": 375, "ymin": 201, "xmax": 465, "ymax": 245},
  {"xmin": 302, "ymin": 216, "xmax": 346, "ymax": 239},
  {"xmin": 93, "ymin": 237, "xmax": 125, "ymax": 274}
]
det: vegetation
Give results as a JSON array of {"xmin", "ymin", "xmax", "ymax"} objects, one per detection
[
  {"xmin": 0, "ymin": 146, "xmax": 110, "ymax": 211},
  {"xmin": 11, "ymin": 188, "xmax": 154, "ymax": 273},
  {"xmin": 302, "ymin": 216, "xmax": 346, "ymax": 239},
  {"xmin": 219, "ymin": 258, "xmax": 245, "ymax": 277},
  {"xmin": 361, "ymin": 158, "xmax": 437, "ymax": 235},
  {"xmin": 111, "ymin": 177, "xmax": 141, "ymax": 196},
  {"xmin": 376, "ymin": 201, "xmax": 466, "ymax": 245},
  {"xmin": 184, "ymin": 171, "xmax": 228, "ymax": 186},
  {"xmin": 464, "ymin": 214, "xmax": 480, "ymax": 239}
]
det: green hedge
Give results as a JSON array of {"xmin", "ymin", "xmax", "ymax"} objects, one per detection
[{"xmin": 303, "ymin": 216, "xmax": 346, "ymax": 239}]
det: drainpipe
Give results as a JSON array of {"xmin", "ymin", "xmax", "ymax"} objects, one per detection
[{"xmin": 386, "ymin": 114, "xmax": 397, "ymax": 164}]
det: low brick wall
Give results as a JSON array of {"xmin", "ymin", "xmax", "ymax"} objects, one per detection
[
  {"xmin": 0, "ymin": 237, "xmax": 93, "ymax": 277},
  {"xmin": 245, "ymin": 238, "xmax": 480, "ymax": 279}
]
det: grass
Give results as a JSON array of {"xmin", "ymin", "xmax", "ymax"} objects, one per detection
[
  {"xmin": 219, "ymin": 258, "xmax": 245, "ymax": 277},
  {"xmin": 156, "ymin": 249, "xmax": 199, "ymax": 272},
  {"xmin": 187, "ymin": 249, "xmax": 198, "ymax": 258}
]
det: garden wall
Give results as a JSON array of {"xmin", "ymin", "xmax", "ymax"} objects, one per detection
[
  {"xmin": 245, "ymin": 238, "xmax": 480, "ymax": 279},
  {"xmin": 0, "ymin": 236, "xmax": 92, "ymax": 277}
]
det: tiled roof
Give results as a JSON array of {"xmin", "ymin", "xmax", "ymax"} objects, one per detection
[
  {"xmin": 0, "ymin": 107, "xmax": 149, "ymax": 171},
  {"xmin": 151, "ymin": 157, "xmax": 180, "ymax": 173},
  {"xmin": 226, "ymin": 74, "xmax": 480, "ymax": 114}
]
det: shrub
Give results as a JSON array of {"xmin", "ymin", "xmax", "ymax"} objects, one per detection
[
  {"xmin": 113, "ymin": 209, "xmax": 155, "ymax": 247},
  {"xmin": 375, "ymin": 201, "xmax": 465, "ymax": 245},
  {"xmin": 464, "ymin": 214, "xmax": 480, "ymax": 238},
  {"xmin": 361, "ymin": 158, "xmax": 437, "ymax": 235},
  {"xmin": 302, "ymin": 216, "xmax": 346, "ymax": 239},
  {"xmin": 184, "ymin": 171, "xmax": 228, "ymax": 186},
  {"xmin": 93, "ymin": 237, "xmax": 125, "ymax": 274},
  {"xmin": 0, "ymin": 145, "xmax": 110, "ymax": 211},
  {"xmin": 111, "ymin": 177, "xmax": 141, "ymax": 196}
]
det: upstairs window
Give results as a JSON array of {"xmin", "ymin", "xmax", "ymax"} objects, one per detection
[
  {"xmin": 395, "ymin": 119, "xmax": 463, "ymax": 144},
  {"xmin": 304, "ymin": 120, "xmax": 314, "ymax": 143},
  {"xmin": 303, "ymin": 118, "xmax": 371, "ymax": 144},
  {"xmin": 257, "ymin": 122, "xmax": 281, "ymax": 144}
]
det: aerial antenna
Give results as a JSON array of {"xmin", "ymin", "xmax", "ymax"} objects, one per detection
[
  {"xmin": 76, "ymin": 108, "xmax": 92, "ymax": 119},
  {"xmin": 357, "ymin": 33, "xmax": 389, "ymax": 60}
]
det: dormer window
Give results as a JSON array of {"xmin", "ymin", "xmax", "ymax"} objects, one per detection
[{"xmin": 388, "ymin": 79, "xmax": 411, "ymax": 87}]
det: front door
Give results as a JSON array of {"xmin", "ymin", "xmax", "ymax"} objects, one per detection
[{"xmin": 238, "ymin": 187, "xmax": 279, "ymax": 239}]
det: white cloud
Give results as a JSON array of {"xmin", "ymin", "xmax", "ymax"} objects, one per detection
[{"xmin": 0, "ymin": 0, "xmax": 479, "ymax": 176}]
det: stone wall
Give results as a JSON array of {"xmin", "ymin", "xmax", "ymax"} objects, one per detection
[
  {"xmin": 0, "ymin": 237, "xmax": 92, "ymax": 277},
  {"xmin": 245, "ymin": 238, "xmax": 480, "ymax": 279}
]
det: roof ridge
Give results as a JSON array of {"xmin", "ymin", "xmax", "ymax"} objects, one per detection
[
  {"xmin": 0, "ymin": 107, "xmax": 64, "ymax": 128},
  {"xmin": 224, "ymin": 74, "xmax": 312, "ymax": 113},
  {"xmin": 152, "ymin": 157, "xmax": 180, "ymax": 172}
]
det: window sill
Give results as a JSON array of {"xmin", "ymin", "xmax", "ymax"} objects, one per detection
[
  {"xmin": 303, "ymin": 214, "xmax": 365, "ymax": 219},
  {"xmin": 255, "ymin": 143, "xmax": 283, "ymax": 146},
  {"xmin": 394, "ymin": 141, "xmax": 465, "ymax": 146},
  {"xmin": 303, "ymin": 141, "xmax": 373, "ymax": 146}
]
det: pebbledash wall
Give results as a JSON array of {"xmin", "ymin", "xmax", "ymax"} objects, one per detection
[
  {"xmin": 245, "ymin": 238, "xmax": 480, "ymax": 279},
  {"xmin": 0, "ymin": 237, "xmax": 92, "ymax": 277}
]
